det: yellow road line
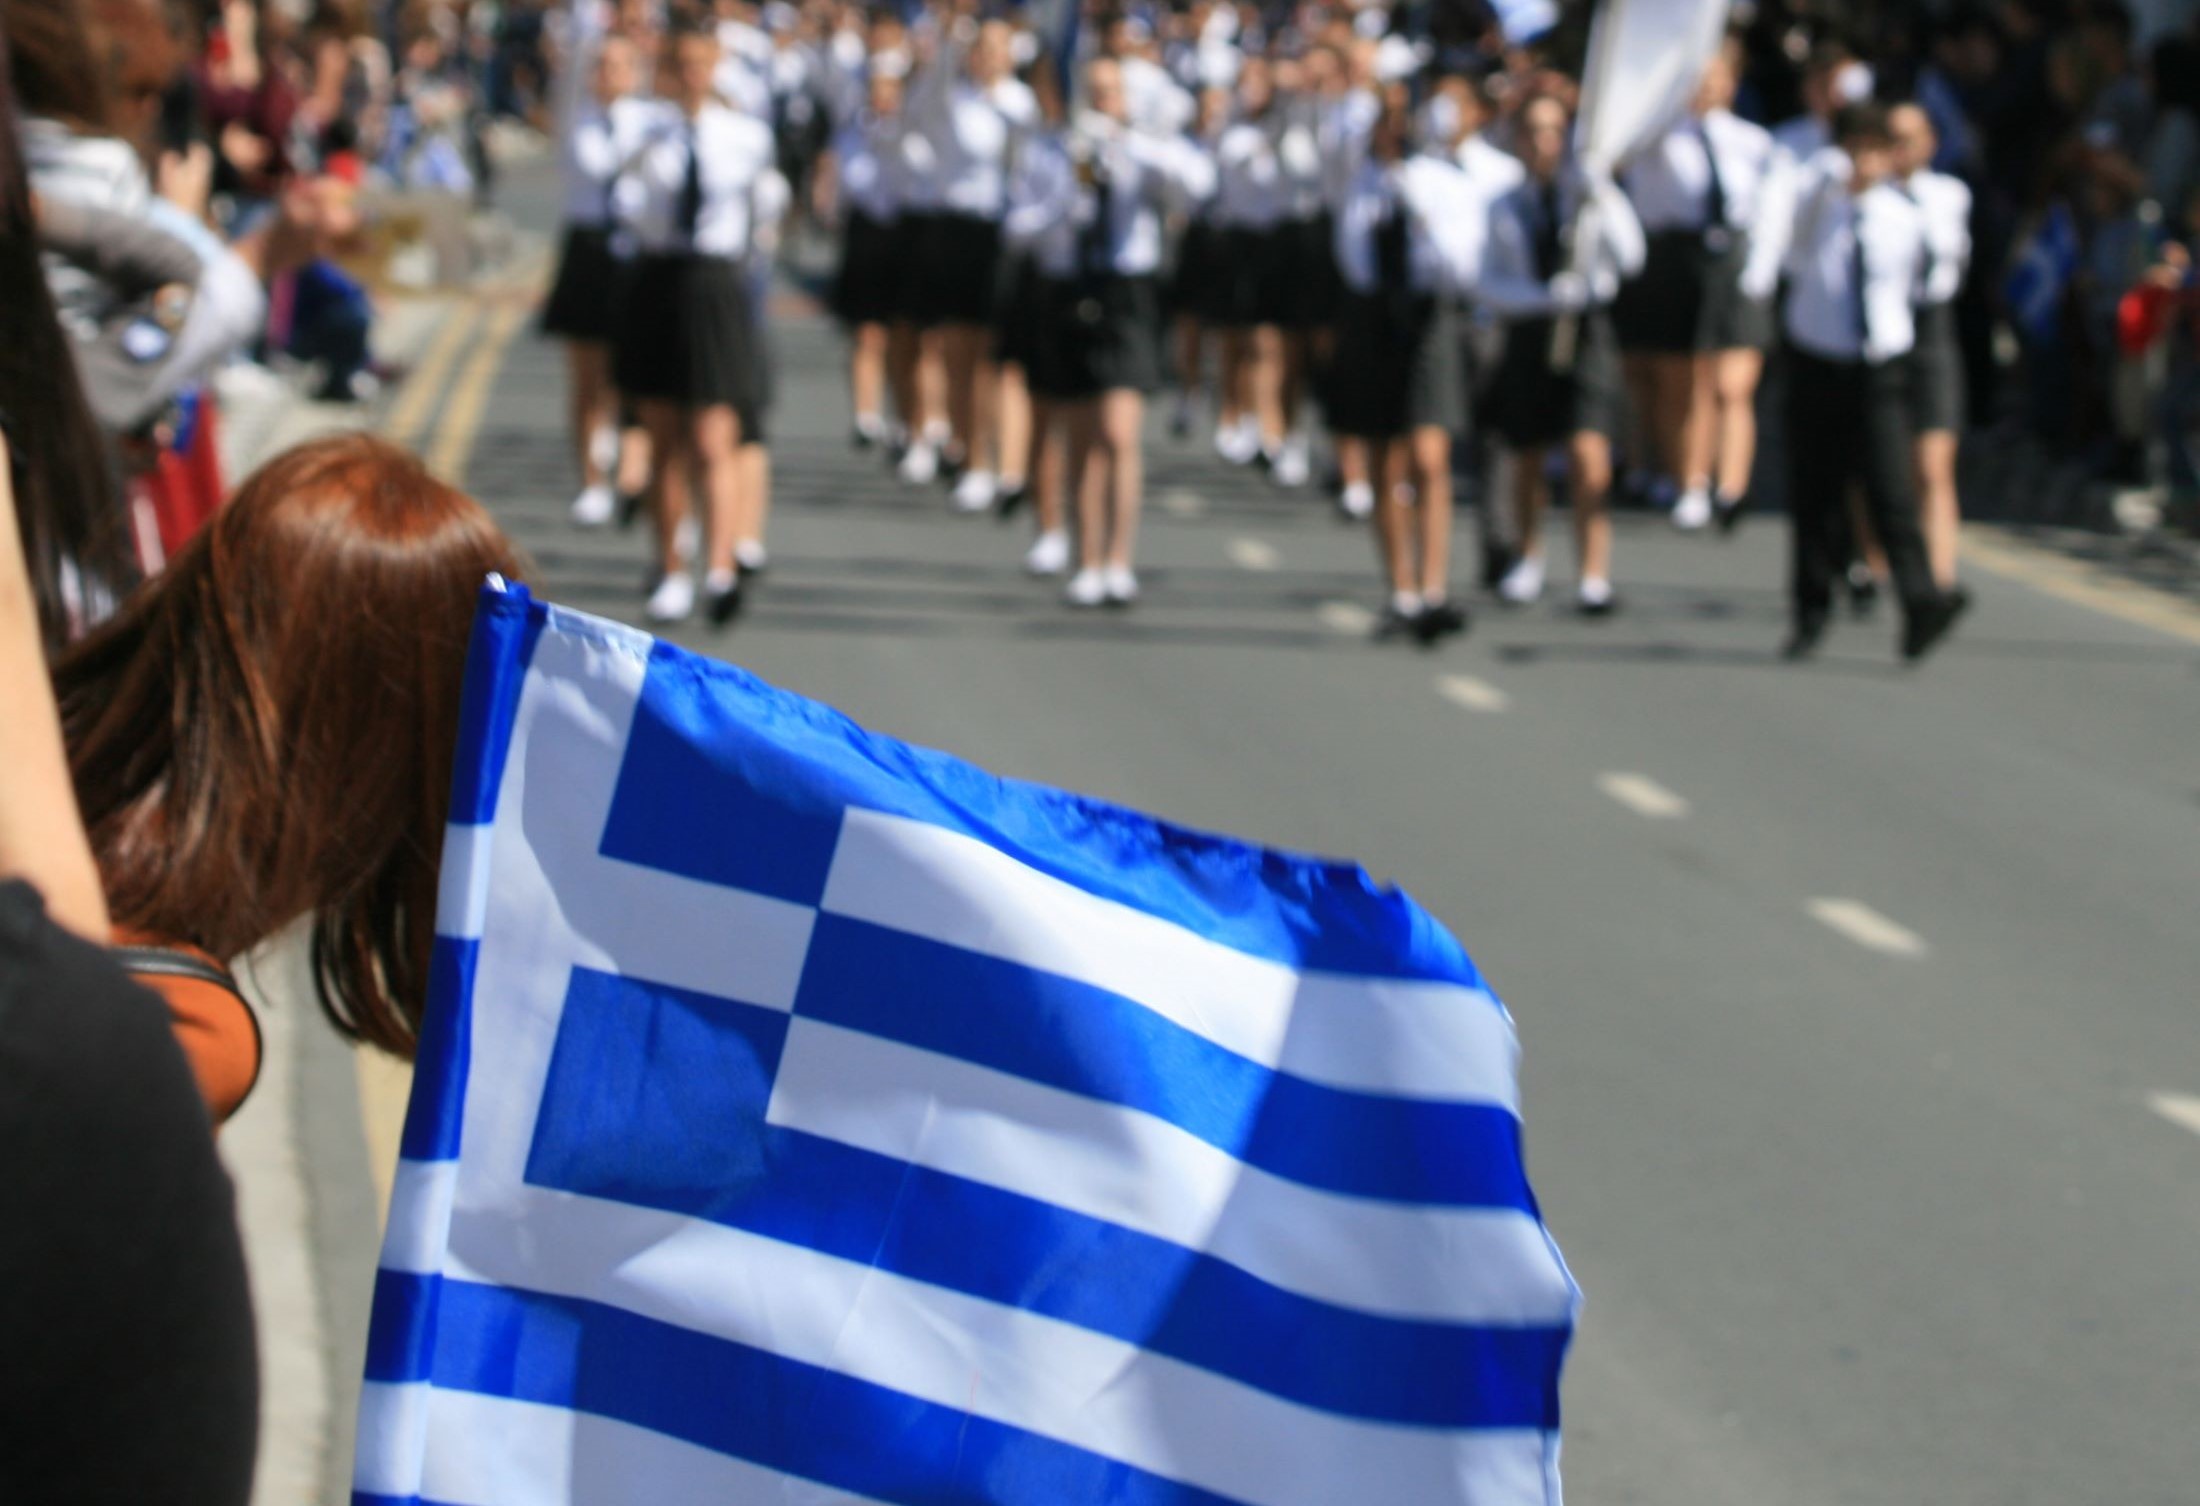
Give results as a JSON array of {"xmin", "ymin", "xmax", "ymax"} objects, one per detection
[
  {"xmin": 425, "ymin": 299, "xmax": 530, "ymax": 485},
  {"xmin": 1961, "ymin": 526, "xmax": 2200, "ymax": 647},
  {"xmin": 382, "ymin": 300, "xmax": 482, "ymax": 449}
]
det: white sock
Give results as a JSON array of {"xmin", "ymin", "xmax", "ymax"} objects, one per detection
[
  {"xmin": 1390, "ymin": 590, "xmax": 1423, "ymax": 617},
  {"xmin": 704, "ymin": 568, "xmax": 737, "ymax": 593},
  {"xmin": 1578, "ymin": 575, "xmax": 1613, "ymax": 606}
]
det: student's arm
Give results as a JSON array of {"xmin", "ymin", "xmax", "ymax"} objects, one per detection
[{"xmin": 0, "ymin": 431, "xmax": 108, "ymax": 942}]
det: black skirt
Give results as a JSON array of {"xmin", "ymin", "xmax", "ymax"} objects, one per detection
[
  {"xmin": 1908, "ymin": 300, "xmax": 1966, "ymax": 434},
  {"xmin": 1481, "ymin": 308, "xmax": 1624, "ymax": 449},
  {"xmin": 1327, "ymin": 292, "xmax": 1465, "ymax": 439},
  {"xmin": 541, "ymin": 223, "xmax": 623, "ymax": 342},
  {"xmin": 1703, "ymin": 234, "xmax": 1771, "ymax": 351},
  {"xmin": 1032, "ymin": 274, "xmax": 1166, "ymax": 401},
  {"xmin": 920, "ymin": 211, "xmax": 1004, "ymax": 327},
  {"xmin": 1613, "ymin": 229, "xmax": 1727, "ymax": 355},
  {"xmin": 1169, "ymin": 218, "xmax": 1229, "ymax": 324},
  {"xmin": 1215, "ymin": 225, "xmax": 1295, "ymax": 330},
  {"xmin": 1290, "ymin": 213, "xmax": 1342, "ymax": 330},
  {"xmin": 832, "ymin": 210, "xmax": 902, "ymax": 328},
  {"xmin": 613, "ymin": 253, "xmax": 762, "ymax": 419},
  {"xmin": 992, "ymin": 249, "xmax": 1046, "ymax": 369}
]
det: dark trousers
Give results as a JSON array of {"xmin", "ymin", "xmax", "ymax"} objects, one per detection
[{"xmin": 1785, "ymin": 348, "xmax": 1937, "ymax": 628}]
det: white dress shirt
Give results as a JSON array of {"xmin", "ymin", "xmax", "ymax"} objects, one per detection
[
  {"xmin": 1624, "ymin": 109, "xmax": 1775, "ymax": 233},
  {"xmin": 1211, "ymin": 119, "xmax": 1291, "ymax": 230},
  {"xmin": 1480, "ymin": 170, "xmax": 1648, "ymax": 318},
  {"xmin": 1004, "ymin": 119, "xmax": 1215, "ymax": 279},
  {"xmin": 1779, "ymin": 170, "xmax": 1929, "ymax": 364},
  {"xmin": 714, "ymin": 20, "xmax": 775, "ymax": 120},
  {"xmin": 919, "ymin": 75, "xmax": 1040, "ymax": 218},
  {"xmin": 559, "ymin": 96, "xmax": 656, "ymax": 226},
  {"xmin": 616, "ymin": 102, "xmax": 779, "ymax": 258},
  {"xmin": 831, "ymin": 114, "xmax": 901, "ymax": 223},
  {"xmin": 1331, "ymin": 153, "xmax": 1485, "ymax": 299},
  {"xmin": 1903, "ymin": 168, "xmax": 1973, "ymax": 308}
]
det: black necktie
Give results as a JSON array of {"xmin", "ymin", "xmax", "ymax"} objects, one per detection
[
  {"xmin": 1081, "ymin": 167, "xmax": 1114, "ymax": 279},
  {"xmin": 1851, "ymin": 199, "xmax": 1872, "ymax": 357},
  {"xmin": 1374, "ymin": 187, "xmax": 1410, "ymax": 295},
  {"xmin": 1697, "ymin": 120, "xmax": 1727, "ymax": 231},
  {"xmin": 676, "ymin": 122, "xmax": 704, "ymax": 243},
  {"xmin": 1533, "ymin": 180, "xmax": 1564, "ymax": 283}
]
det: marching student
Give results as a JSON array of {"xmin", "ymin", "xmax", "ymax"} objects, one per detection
[
  {"xmin": 1889, "ymin": 101, "xmax": 1973, "ymax": 598},
  {"xmin": 1480, "ymin": 89, "xmax": 1646, "ymax": 616},
  {"xmin": 1210, "ymin": 56, "xmax": 1302, "ymax": 471},
  {"xmin": 905, "ymin": 17, "xmax": 1038, "ymax": 511},
  {"xmin": 1166, "ymin": 85, "xmax": 1234, "ymax": 440},
  {"xmin": 545, "ymin": 31, "xmax": 648, "ymax": 529},
  {"xmin": 1051, "ymin": 56, "xmax": 1216, "ymax": 607},
  {"xmin": 733, "ymin": 163, "xmax": 791, "ymax": 582},
  {"xmin": 822, "ymin": 67, "xmax": 906, "ymax": 452},
  {"xmin": 1755, "ymin": 103, "xmax": 1965, "ymax": 662},
  {"xmin": 1327, "ymin": 85, "xmax": 1482, "ymax": 644},
  {"xmin": 612, "ymin": 16, "xmax": 777, "ymax": 627},
  {"xmin": 1614, "ymin": 46, "xmax": 1776, "ymax": 532}
]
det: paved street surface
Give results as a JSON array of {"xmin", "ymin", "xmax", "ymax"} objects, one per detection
[{"xmin": 250, "ymin": 161, "xmax": 2200, "ymax": 1504}]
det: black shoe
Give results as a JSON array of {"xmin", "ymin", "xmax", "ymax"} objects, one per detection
[
  {"xmin": 1783, "ymin": 617, "xmax": 1828, "ymax": 660},
  {"xmin": 1479, "ymin": 541, "xmax": 1517, "ymax": 592},
  {"xmin": 618, "ymin": 489, "xmax": 647, "ymax": 530},
  {"xmin": 1846, "ymin": 565, "xmax": 1880, "ymax": 618},
  {"xmin": 995, "ymin": 481, "xmax": 1030, "ymax": 521},
  {"xmin": 1373, "ymin": 606, "xmax": 1416, "ymax": 641},
  {"xmin": 1412, "ymin": 599, "xmax": 1469, "ymax": 646},
  {"xmin": 1900, "ymin": 591, "xmax": 1963, "ymax": 662},
  {"xmin": 1714, "ymin": 493, "xmax": 1748, "ymax": 535},
  {"xmin": 706, "ymin": 577, "xmax": 744, "ymax": 628},
  {"xmin": 851, "ymin": 425, "xmax": 877, "ymax": 452},
  {"xmin": 1577, "ymin": 591, "xmax": 1621, "ymax": 619}
]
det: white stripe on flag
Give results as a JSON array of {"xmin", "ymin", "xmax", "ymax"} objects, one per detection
[
  {"xmin": 435, "ymin": 821, "xmax": 495, "ymax": 941},
  {"xmin": 822, "ymin": 809, "xmax": 1521, "ymax": 1107},
  {"xmin": 405, "ymin": 1385, "xmax": 895, "ymax": 1506},
  {"xmin": 446, "ymin": 1190, "xmax": 1558, "ymax": 1506},
  {"xmin": 766, "ymin": 1018, "xmax": 1574, "ymax": 1325},
  {"xmin": 381, "ymin": 1159, "xmax": 461, "ymax": 1275}
]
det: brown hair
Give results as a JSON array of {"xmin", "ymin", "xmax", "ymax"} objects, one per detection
[
  {"xmin": 2, "ymin": 0, "xmax": 117, "ymax": 132},
  {"xmin": 55, "ymin": 434, "xmax": 528, "ymax": 1057}
]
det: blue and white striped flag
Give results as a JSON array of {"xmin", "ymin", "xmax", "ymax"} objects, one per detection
[{"xmin": 355, "ymin": 581, "xmax": 1578, "ymax": 1506}]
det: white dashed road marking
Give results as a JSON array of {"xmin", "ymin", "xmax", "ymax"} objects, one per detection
[
  {"xmin": 1228, "ymin": 537, "xmax": 1280, "ymax": 571},
  {"xmin": 2146, "ymin": 1092, "xmax": 2200, "ymax": 1139},
  {"xmin": 1159, "ymin": 488, "xmax": 1207, "ymax": 518},
  {"xmin": 1435, "ymin": 674, "xmax": 1511, "ymax": 713},
  {"xmin": 1317, "ymin": 601, "xmax": 1376, "ymax": 636},
  {"xmin": 1596, "ymin": 772, "xmax": 1691, "ymax": 819},
  {"xmin": 1806, "ymin": 898, "xmax": 1929, "ymax": 959}
]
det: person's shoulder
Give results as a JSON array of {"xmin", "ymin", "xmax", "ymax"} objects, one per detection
[{"xmin": 1715, "ymin": 109, "xmax": 1775, "ymax": 151}]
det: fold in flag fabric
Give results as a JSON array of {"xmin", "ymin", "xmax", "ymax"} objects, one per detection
[{"xmin": 355, "ymin": 581, "xmax": 1579, "ymax": 1506}]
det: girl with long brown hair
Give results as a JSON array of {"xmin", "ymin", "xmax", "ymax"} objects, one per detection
[{"xmin": 55, "ymin": 433, "xmax": 526, "ymax": 1120}]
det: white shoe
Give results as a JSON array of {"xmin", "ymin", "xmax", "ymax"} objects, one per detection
[
  {"xmin": 1339, "ymin": 481, "xmax": 1375, "ymax": 519},
  {"xmin": 1102, "ymin": 565, "xmax": 1139, "ymax": 605},
  {"xmin": 1273, "ymin": 437, "xmax": 1310, "ymax": 488},
  {"xmin": 645, "ymin": 570, "xmax": 696, "ymax": 624},
  {"xmin": 1064, "ymin": 567, "xmax": 1108, "ymax": 607},
  {"xmin": 588, "ymin": 424, "xmax": 620, "ymax": 475},
  {"xmin": 898, "ymin": 440, "xmax": 939, "ymax": 485},
  {"xmin": 1671, "ymin": 489, "xmax": 1713, "ymax": 532},
  {"xmin": 1498, "ymin": 554, "xmax": 1547, "ymax": 606},
  {"xmin": 735, "ymin": 539, "xmax": 769, "ymax": 573},
  {"xmin": 1024, "ymin": 529, "xmax": 1071, "ymax": 576},
  {"xmin": 570, "ymin": 482, "xmax": 615, "ymax": 528},
  {"xmin": 953, "ymin": 469, "xmax": 997, "ymax": 512},
  {"xmin": 1216, "ymin": 418, "xmax": 1260, "ymax": 467}
]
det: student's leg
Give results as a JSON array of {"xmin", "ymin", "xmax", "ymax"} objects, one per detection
[
  {"xmin": 737, "ymin": 441, "xmax": 771, "ymax": 563},
  {"xmin": 567, "ymin": 341, "xmax": 612, "ymax": 487},
  {"xmin": 1570, "ymin": 428, "xmax": 1615, "ymax": 588},
  {"xmin": 1251, "ymin": 325, "xmax": 1286, "ymax": 450},
  {"xmin": 852, "ymin": 321, "xmax": 889, "ymax": 428},
  {"xmin": 1099, "ymin": 388, "xmax": 1145, "ymax": 571},
  {"xmin": 1713, "ymin": 346, "xmax": 1763, "ymax": 503},
  {"xmin": 1512, "ymin": 445, "xmax": 1550, "ymax": 563},
  {"xmin": 1410, "ymin": 423, "xmax": 1455, "ymax": 603},
  {"xmin": 1857, "ymin": 366, "xmax": 1939, "ymax": 614},
  {"xmin": 689, "ymin": 402, "xmax": 745, "ymax": 579},
  {"xmin": 1784, "ymin": 357, "xmax": 1854, "ymax": 639},
  {"xmin": 639, "ymin": 400, "xmax": 689, "ymax": 576},
  {"xmin": 1067, "ymin": 400, "xmax": 1106, "ymax": 571},
  {"xmin": 1915, "ymin": 426, "xmax": 1962, "ymax": 589},
  {"xmin": 1371, "ymin": 439, "xmax": 1415, "ymax": 600},
  {"xmin": 996, "ymin": 360, "xmax": 1031, "ymax": 489}
]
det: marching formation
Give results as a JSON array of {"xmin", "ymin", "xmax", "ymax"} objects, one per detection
[{"xmin": 547, "ymin": 0, "xmax": 1973, "ymax": 664}]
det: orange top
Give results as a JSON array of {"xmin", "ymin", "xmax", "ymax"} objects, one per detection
[{"xmin": 114, "ymin": 932, "xmax": 262, "ymax": 1127}]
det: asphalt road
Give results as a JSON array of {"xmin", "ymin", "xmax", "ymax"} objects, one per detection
[{"xmin": 288, "ymin": 160, "xmax": 2200, "ymax": 1504}]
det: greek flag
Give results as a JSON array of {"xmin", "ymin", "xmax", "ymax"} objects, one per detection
[{"xmin": 355, "ymin": 582, "xmax": 1578, "ymax": 1506}]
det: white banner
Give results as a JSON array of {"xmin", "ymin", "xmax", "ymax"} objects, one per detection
[{"xmin": 1574, "ymin": 0, "xmax": 1734, "ymax": 176}]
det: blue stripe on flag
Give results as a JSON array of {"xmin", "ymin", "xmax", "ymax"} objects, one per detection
[
  {"xmin": 598, "ymin": 643, "xmax": 1483, "ymax": 984},
  {"xmin": 370, "ymin": 1277, "xmax": 1249, "ymax": 1506},
  {"xmin": 793, "ymin": 915, "xmax": 1532, "ymax": 1208},
  {"xmin": 522, "ymin": 969, "xmax": 1565, "ymax": 1429},
  {"xmin": 446, "ymin": 582, "xmax": 546, "ymax": 827},
  {"xmin": 398, "ymin": 935, "xmax": 479, "ymax": 1163}
]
